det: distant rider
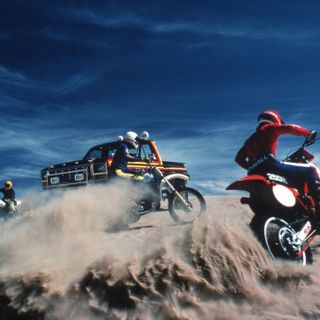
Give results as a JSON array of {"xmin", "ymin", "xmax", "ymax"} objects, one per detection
[
  {"xmin": 235, "ymin": 109, "xmax": 320, "ymax": 222},
  {"xmin": 109, "ymin": 131, "xmax": 144, "ymax": 181},
  {"xmin": 0, "ymin": 180, "xmax": 16, "ymax": 212}
]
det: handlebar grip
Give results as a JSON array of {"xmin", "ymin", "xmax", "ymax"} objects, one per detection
[{"xmin": 306, "ymin": 130, "xmax": 318, "ymax": 146}]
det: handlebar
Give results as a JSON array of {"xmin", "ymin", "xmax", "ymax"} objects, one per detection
[
  {"xmin": 283, "ymin": 130, "xmax": 318, "ymax": 163},
  {"xmin": 303, "ymin": 130, "xmax": 318, "ymax": 147}
]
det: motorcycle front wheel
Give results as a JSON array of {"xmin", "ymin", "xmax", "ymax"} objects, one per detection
[
  {"xmin": 263, "ymin": 217, "xmax": 312, "ymax": 265},
  {"xmin": 168, "ymin": 187, "xmax": 206, "ymax": 224}
]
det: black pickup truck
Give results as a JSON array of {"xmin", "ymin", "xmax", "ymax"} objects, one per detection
[{"xmin": 40, "ymin": 136, "xmax": 189, "ymax": 190}]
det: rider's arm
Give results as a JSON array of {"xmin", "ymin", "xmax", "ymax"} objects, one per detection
[
  {"xmin": 235, "ymin": 145, "xmax": 250, "ymax": 169},
  {"xmin": 263, "ymin": 123, "xmax": 311, "ymax": 137},
  {"xmin": 125, "ymin": 151, "xmax": 141, "ymax": 162},
  {"xmin": 123, "ymin": 145, "xmax": 141, "ymax": 162}
]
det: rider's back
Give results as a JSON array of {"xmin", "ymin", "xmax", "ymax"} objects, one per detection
[{"xmin": 236, "ymin": 123, "xmax": 310, "ymax": 169}]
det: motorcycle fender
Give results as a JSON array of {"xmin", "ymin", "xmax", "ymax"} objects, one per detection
[
  {"xmin": 226, "ymin": 175, "xmax": 272, "ymax": 192},
  {"xmin": 160, "ymin": 173, "xmax": 189, "ymax": 191}
]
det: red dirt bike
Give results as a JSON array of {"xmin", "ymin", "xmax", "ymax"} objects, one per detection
[{"xmin": 227, "ymin": 133, "xmax": 319, "ymax": 265}]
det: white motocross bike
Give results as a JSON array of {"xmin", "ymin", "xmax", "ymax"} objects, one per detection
[
  {"xmin": 0, "ymin": 199, "xmax": 22, "ymax": 221},
  {"xmin": 130, "ymin": 165, "xmax": 206, "ymax": 224}
]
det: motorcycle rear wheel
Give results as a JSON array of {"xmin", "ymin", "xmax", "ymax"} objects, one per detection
[
  {"xmin": 263, "ymin": 217, "xmax": 312, "ymax": 265},
  {"xmin": 168, "ymin": 187, "xmax": 206, "ymax": 224}
]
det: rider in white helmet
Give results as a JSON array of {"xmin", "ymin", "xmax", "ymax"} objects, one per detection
[{"xmin": 109, "ymin": 131, "xmax": 144, "ymax": 181}]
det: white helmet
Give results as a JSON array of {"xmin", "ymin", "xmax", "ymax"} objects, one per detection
[{"xmin": 124, "ymin": 131, "xmax": 138, "ymax": 145}]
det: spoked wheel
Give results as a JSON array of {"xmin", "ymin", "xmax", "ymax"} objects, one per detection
[
  {"xmin": 263, "ymin": 217, "xmax": 311, "ymax": 265},
  {"xmin": 169, "ymin": 187, "xmax": 206, "ymax": 224}
]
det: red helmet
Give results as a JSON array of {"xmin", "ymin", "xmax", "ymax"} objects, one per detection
[{"xmin": 257, "ymin": 109, "xmax": 284, "ymax": 126}]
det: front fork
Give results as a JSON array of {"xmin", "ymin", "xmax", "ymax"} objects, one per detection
[
  {"xmin": 290, "ymin": 220, "xmax": 316, "ymax": 256},
  {"xmin": 163, "ymin": 177, "xmax": 192, "ymax": 212}
]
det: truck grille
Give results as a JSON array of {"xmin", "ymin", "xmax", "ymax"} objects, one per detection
[
  {"xmin": 41, "ymin": 162, "xmax": 108, "ymax": 190},
  {"xmin": 42, "ymin": 166, "xmax": 89, "ymax": 189}
]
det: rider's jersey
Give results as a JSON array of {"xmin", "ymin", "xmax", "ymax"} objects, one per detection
[
  {"xmin": 0, "ymin": 188, "xmax": 15, "ymax": 201},
  {"xmin": 235, "ymin": 123, "xmax": 310, "ymax": 169},
  {"xmin": 109, "ymin": 143, "xmax": 140, "ymax": 174}
]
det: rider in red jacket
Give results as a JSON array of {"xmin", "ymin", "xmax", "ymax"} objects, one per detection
[
  {"xmin": 235, "ymin": 109, "xmax": 319, "ymax": 215},
  {"xmin": 236, "ymin": 110, "xmax": 312, "ymax": 169}
]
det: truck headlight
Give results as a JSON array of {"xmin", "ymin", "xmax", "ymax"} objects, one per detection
[
  {"xmin": 94, "ymin": 164, "xmax": 106, "ymax": 172},
  {"xmin": 50, "ymin": 177, "xmax": 60, "ymax": 185}
]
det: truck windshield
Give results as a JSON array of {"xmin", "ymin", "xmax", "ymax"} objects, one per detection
[
  {"xmin": 138, "ymin": 143, "xmax": 157, "ymax": 161},
  {"xmin": 108, "ymin": 146, "xmax": 138, "ymax": 159},
  {"xmin": 84, "ymin": 148, "xmax": 102, "ymax": 160},
  {"xmin": 83, "ymin": 142, "xmax": 157, "ymax": 161}
]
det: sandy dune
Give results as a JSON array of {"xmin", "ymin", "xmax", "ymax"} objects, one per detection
[{"xmin": 0, "ymin": 185, "xmax": 319, "ymax": 319}]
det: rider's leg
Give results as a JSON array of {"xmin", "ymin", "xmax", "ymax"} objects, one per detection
[
  {"xmin": 7, "ymin": 200, "xmax": 15, "ymax": 212},
  {"xmin": 299, "ymin": 165, "xmax": 320, "ymax": 225},
  {"xmin": 115, "ymin": 169, "xmax": 144, "ymax": 181},
  {"xmin": 279, "ymin": 163, "xmax": 320, "ymax": 202},
  {"xmin": 250, "ymin": 159, "xmax": 320, "ymax": 216},
  {"xmin": 250, "ymin": 159, "xmax": 315, "ymax": 191},
  {"xmin": 285, "ymin": 163, "xmax": 320, "ymax": 229},
  {"xmin": 2, "ymin": 199, "xmax": 14, "ymax": 216},
  {"xmin": 114, "ymin": 169, "xmax": 155, "ymax": 211},
  {"xmin": 264, "ymin": 161, "xmax": 320, "ymax": 228}
]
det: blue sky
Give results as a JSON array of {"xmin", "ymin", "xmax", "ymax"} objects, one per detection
[{"xmin": 1, "ymin": 1, "xmax": 320, "ymax": 195}]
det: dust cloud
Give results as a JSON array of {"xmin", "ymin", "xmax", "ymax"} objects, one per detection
[{"xmin": 0, "ymin": 185, "xmax": 319, "ymax": 319}]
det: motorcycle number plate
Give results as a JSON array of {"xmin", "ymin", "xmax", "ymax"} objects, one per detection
[
  {"xmin": 74, "ymin": 173, "xmax": 85, "ymax": 182},
  {"xmin": 50, "ymin": 177, "xmax": 60, "ymax": 185}
]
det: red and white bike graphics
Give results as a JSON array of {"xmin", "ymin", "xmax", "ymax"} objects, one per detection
[{"xmin": 227, "ymin": 133, "xmax": 319, "ymax": 265}]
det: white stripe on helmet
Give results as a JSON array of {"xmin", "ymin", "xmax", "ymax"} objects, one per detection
[
  {"xmin": 264, "ymin": 110, "xmax": 281, "ymax": 122},
  {"xmin": 257, "ymin": 119, "xmax": 273, "ymax": 126}
]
